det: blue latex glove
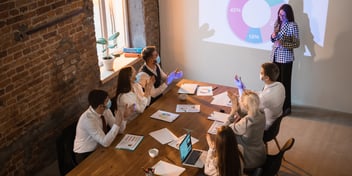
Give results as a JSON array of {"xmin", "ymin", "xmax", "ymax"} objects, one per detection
[
  {"xmin": 167, "ymin": 71, "xmax": 183, "ymax": 85},
  {"xmin": 234, "ymin": 76, "xmax": 245, "ymax": 96}
]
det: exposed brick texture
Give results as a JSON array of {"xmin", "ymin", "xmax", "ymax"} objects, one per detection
[{"xmin": 0, "ymin": 0, "xmax": 159, "ymax": 175}]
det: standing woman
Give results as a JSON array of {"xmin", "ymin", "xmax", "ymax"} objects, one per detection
[
  {"xmin": 115, "ymin": 66, "xmax": 153, "ymax": 121},
  {"xmin": 270, "ymin": 4, "xmax": 300, "ymax": 115},
  {"xmin": 204, "ymin": 126, "xmax": 242, "ymax": 176}
]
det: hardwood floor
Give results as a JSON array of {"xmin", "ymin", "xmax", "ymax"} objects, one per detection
[
  {"xmin": 36, "ymin": 105, "xmax": 352, "ymax": 176},
  {"xmin": 268, "ymin": 105, "xmax": 352, "ymax": 176}
]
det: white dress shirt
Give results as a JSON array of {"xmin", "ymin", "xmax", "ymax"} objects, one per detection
[
  {"xmin": 117, "ymin": 82, "xmax": 151, "ymax": 121},
  {"xmin": 73, "ymin": 106, "xmax": 126, "ymax": 153},
  {"xmin": 204, "ymin": 148, "xmax": 218, "ymax": 176},
  {"xmin": 137, "ymin": 63, "xmax": 168, "ymax": 98},
  {"xmin": 258, "ymin": 82, "xmax": 285, "ymax": 130}
]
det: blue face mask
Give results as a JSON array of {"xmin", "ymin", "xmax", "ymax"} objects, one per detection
[
  {"xmin": 105, "ymin": 99, "xmax": 112, "ymax": 109},
  {"xmin": 156, "ymin": 55, "xmax": 161, "ymax": 64}
]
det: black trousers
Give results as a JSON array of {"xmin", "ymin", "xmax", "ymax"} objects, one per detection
[
  {"xmin": 75, "ymin": 151, "xmax": 93, "ymax": 164},
  {"xmin": 273, "ymin": 61, "xmax": 293, "ymax": 111}
]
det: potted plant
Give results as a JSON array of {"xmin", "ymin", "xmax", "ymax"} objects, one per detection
[{"xmin": 96, "ymin": 32, "xmax": 120, "ymax": 70}]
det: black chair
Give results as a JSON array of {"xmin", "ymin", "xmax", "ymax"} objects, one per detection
[
  {"xmin": 56, "ymin": 122, "xmax": 77, "ymax": 176},
  {"xmin": 261, "ymin": 138, "xmax": 295, "ymax": 176},
  {"xmin": 263, "ymin": 115, "xmax": 285, "ymax": 153}
]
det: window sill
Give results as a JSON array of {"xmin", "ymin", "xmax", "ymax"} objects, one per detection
[{"xmin": 100, "ymin": 54, "xmax": 142, "ymax": 84}]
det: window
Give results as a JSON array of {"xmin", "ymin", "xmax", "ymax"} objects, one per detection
[
  {"xmin": 93, "ymin": 0, "xmax": 141, "ymax": 83},
  {"xmin": 93, "ymin": 0, "xmax": 129, "ymax": 64}
]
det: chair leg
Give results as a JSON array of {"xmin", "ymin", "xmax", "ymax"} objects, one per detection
[{"xmin": 274, "ymin": 138, "xmax": 286, "ymax": 161}]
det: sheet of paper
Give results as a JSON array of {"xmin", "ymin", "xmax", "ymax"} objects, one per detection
[
  {"xmin": 211, "ymin": 91, "xmax": 232, "ymax": 107},
  {"xmin": 115, "ymin": 134, "xmax": 143, "ymax": 151},
  {"xmin": 208, "ymin": 121, "xmax": 225, "ymax": 134},
  {"xmin": 150, "ymin": 110, "xmax": 180, "ymax": 122},
  {"xmin": 168, "ymin": 134, "xmax": 199, "ymax": 150},
  {"xmin": 196, "ymin": 86, "xmax": 213, "ymax": 96},
  {"xmin": 178, "ymin": 83, "xmax": 198, "ymax": 94},
  {"xmin": 176, "ymin": 104, "xmax": 200, "ymax": 112},
  {"xmin": 153, "ymin": 160, "xmax": 185, "ymax": 176},
  {"xmin": 149, "ymin": 128, "xmax": 178, "ymax": 144},
  {"xmin": 208, "ymin": 111, "xmax": 230, "ymax": 123}
]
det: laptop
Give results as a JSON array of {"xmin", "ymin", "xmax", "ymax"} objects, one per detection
[{"xmin": 178, "ymin": 133, "xmax": 206, "ymax": 168}]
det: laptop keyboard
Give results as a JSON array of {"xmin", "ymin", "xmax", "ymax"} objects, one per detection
[{"xmin": 185, "ymin": 150, "xmax": 201, "ymax": 165}]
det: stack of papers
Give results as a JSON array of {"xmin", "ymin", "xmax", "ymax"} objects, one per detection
[
  {"xmin": 153, "ymin": 160, "xmax": 185, "ymax": 176},
  {"xmin": 150, "ymin": 110, "xmax": 180, "ymax": 122},
  {"xmin": 210, "ymin": 91, "xmax": 232, "ymax": 107},
  {"xmin": 208, "ymin": 121, "xmax": 225, "ymax": 134},
  {"xmin": 178, "ymin": 83, "xmax": 198, "ymax": 94},
  {"xmin": 208, "ymin": 111, "xmax": 230, "ymax": 123},
  {"xmin": 149, "ymin": 128, "xmax": 178, "ymax": 144},
  {"xmin": 115, "ymin": 134, "xmax": 144, "ymax": 151},
  {"xmin": 176, "ymin": 104, "xmax": 200, "ymax": 112},
  {"xmin": 196, "ymin": 86, "xmax": 213, "ymax": 96}
]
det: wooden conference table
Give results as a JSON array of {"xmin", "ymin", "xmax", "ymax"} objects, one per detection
[{"xmin": 67, "ymin": 79, "xmax": 235, "ymax": 176}]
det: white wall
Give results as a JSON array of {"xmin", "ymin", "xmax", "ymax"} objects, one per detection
[{"xmin": 159, "ymin": 0, "xmax": 352, "ymax": 114}]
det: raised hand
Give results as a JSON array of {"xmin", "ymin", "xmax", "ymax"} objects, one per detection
[
  {"xmin": 227, "ymin": 90, "xmax": 239, "ymax": 113},
  {"xmin": 206, "ymin": 134, "xmax": 215, "ymax": 148},
  {"xmin": 145, "ymin": 76, "xmax": 155, "ymax": 96}
]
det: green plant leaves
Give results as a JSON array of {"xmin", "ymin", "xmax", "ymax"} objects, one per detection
[
  {"xmin": 96, "ymin": 37, "xmax": 107, "ymax": 45},
  {"xmin": 108, "ymin": 32, "xmax": 120, "ymax": 41}
]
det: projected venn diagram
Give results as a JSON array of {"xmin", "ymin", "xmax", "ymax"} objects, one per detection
[{"xmin": 227, "ymin": 0, "xmax": 284, "ymax": 43}]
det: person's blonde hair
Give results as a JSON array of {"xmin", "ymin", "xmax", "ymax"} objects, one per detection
[{"xmin": 241, "ymin": 90, "xmax": 260, "ymax": 115}]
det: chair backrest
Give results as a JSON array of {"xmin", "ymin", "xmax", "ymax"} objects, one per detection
[
  {"xmin": 56, "ymin": 122, "xmax": 77, "ymax": 176},
  {"xmin": 263, "ymin": 115, "xmax": 284, "ymax": 142},
  {"xmin": 262, "ymin": 138, "xmax": 295, "ymax": 176}
]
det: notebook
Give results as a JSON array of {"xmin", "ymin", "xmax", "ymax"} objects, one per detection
[{"xmin": 178, "ymin": 133, "xmax": 206, "ymax": 168}]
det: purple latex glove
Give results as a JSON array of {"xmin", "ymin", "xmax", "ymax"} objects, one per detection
[
  {"xmin": 234, "ymin": 75, "xmax": 245, "ymax": 96},
  {"xmin": 167, "ymin": 71, "xmax": 183, "ymax": 85}
]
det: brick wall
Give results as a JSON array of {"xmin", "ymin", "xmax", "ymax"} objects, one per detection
[
  {"xmin": 0, "ymin": 0, "xmax": 100, "ymax": 175},
  {"xmin": 0, "ymin": 0, "xmax": 160, "ymax": 175}
]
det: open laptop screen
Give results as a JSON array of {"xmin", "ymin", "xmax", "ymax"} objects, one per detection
[{"xmin": 179, "ymin": 133, "xmax": 192, "ymax": 162}]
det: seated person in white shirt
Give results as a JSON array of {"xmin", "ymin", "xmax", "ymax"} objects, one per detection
[
  {"xmin": 115, "ymin": 66, "xmax": 153, "ymax": 121},
  {"xmin": 137, "ymin": 46, "xmax": 179, "ymax": 103},
  {"xmin": 229, "ymin": 62, "xmax": 285, "ymax": 130},
  {"xmin": 259, "ymin": 62, "xmax": 285, "ymax": 130},
  {"xmin": 73, "ymin": 89, "xmax": 134, "ymax": 164}
]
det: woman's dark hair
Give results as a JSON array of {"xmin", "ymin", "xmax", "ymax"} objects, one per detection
[
  {"xmin": 216, "ymin": 126, "xmax": 241, "ymax": 176},
  {"xmin": 141, "ymin": 46, "xmax": 156, "ymax": 62},
  {"xmin": 116, "ymin": 66, "xmax": 133, "ymax": 98},
  {"xmin": 110, "ymin": 66, "xmax": 133, "ymax": 114},
  {"xmin": 88, "ymin": 89, "xmax": 108, "ymax": 109},
  {"xmin": 262, "ymin": 62, "xmax": 280, "ymax": 81},
  {"xmin": 277, "ymin": 4, "xmax": 295, "ymax": 25}
]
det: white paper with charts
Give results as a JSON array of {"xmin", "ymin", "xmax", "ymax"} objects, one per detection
[
  {"xmin": 178, "ymin": 83, "xmax": 198, "ymax": 94},
  {"xmin": 152, "ymin": 160, "xmax": 185, "ymax": 176},
  {"xmin": 149, "ymin": 128, "xmax": 178, "ymax": 144},
  {"xmin": 176, "ymin": 104, "xmax": 200, "ymax": 112},
  {"xmin": 196, "ymin": 86, "xmax": 213, "ymax": 96},
  {"xmin": 208, "ymin": 111, "xmax": 230, "ymax": 123},
  {"xmin": 168, "ymin": 134, "xmax": 199, "ymax": 150},
  {"xmin": 150, "ymin": 110, "xmax": 180, "ymax": 122},
  {"xmin": 115, "ymin": 134, "xmax": 143, "ymax": 151},
  {"xmin": 208, "ymin": 121, "xmax": 225, "ymax": 135}
]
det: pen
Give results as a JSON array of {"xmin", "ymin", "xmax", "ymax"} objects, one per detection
[{"xmin": 212, "ymin": 86, "xmax": 218, "ymax": 91}]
